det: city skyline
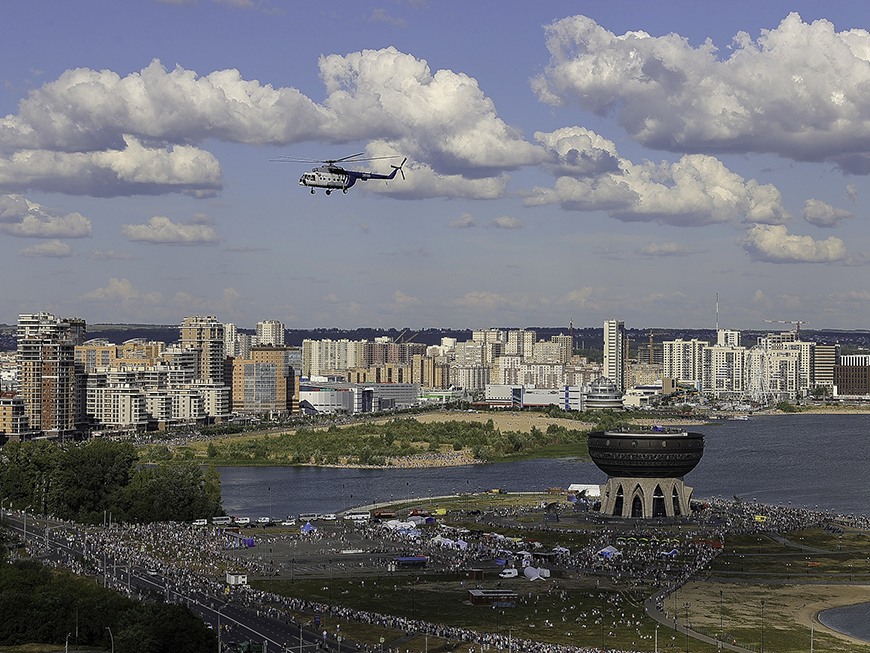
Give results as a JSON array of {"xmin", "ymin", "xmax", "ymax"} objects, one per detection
[{"xmin": 2, "ymin": 2, "xmax": 870, "ymax": 330}]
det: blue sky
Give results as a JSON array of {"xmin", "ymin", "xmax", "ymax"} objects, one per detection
[{"xmin": 2, "ymin": 0, "xmax": 869, "ymax": 331}]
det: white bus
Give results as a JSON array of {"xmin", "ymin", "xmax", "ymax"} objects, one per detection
[
  {"xmin": 344, "ymin": 510, "xmax": 371, "ymax": 522},
  {"xmin": 212, "ymin": 516, "xmax": 233, "ymax": 525},
  {"xmin": 298, "ymin": 513, "xmax": 319, "ymax": 522}
]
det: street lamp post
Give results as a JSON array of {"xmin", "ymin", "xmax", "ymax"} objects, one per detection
[
  {"xmin": 106, "ymin": 626, "xmax": 114, "ymax": 653},
  {"xmin": 761, "ymin": 599, "xmax": 765, "ymax": 653},
  {"xmin": 217, "ymin": 604, "xmax": 225, "ymax": 653},
  {"xmin": 684, "ymin": 602, "xmax": 690, "ymax": 653}
]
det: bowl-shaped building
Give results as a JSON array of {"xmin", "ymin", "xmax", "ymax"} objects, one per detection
[{"xmin": 588, "ymin": 429, "xmax": 704, "ymax": 478}]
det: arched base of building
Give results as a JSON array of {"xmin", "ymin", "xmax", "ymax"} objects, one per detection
[{"xmin": 598, "ymin": 477, "xmax": 693, "ymax": 518}]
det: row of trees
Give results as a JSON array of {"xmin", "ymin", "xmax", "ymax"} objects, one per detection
[
  {"xmin": 0, "ymin": 439, "xmax": 223, "ymax": 523},
  {"xmin": 0, "ymin": 555, "xmax": 216, "ymax": 652}
]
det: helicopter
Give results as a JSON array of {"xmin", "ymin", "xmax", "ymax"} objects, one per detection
[{"xmin": 273, "ymin": 153, "xmax": 407, "ymax": 195}]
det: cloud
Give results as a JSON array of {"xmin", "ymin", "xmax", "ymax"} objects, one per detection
[
  {"xmin": 637, "ymin": 241, "xmax": 697, "ymax": 257},
  {"xmin": 801, "ymin": 198, "xmax": 853, "ymax": 228},
  {"xmin": 0, "ymin": 52, "xmax": 544, "ymax": 198},
  {"xmin": 224, "ymin": 245, "xmax": 270, "ymax": 252},
  {"xmin": 526, "ymin": 150, "xmax": 790, "ymax": 227},
  {"xmin": 738, "ymin": 224, "xmax": 847, "ymax": 263},
  {"xmin": 121, "ymin": 215, "xmax": 221, "ymax": 245},
  {"xmin": 487, "ymin": 216, "xmax": 524, "ymax": 229},
  {"xmin": 449, "ymin": 213, "xmax": 476, "ymax": 228},
  {"xmin": 87, "ymin": 249, "xmax": 137, "ymax": 260},
  {"xmin": 533, "ymin": 13, "xmax": 870, "ymax": 172},
  {"xmin": 369, "ymin": 8, "xmax": 406, "ymax": 27},
  {"xmin": 0, "ymin": 194, "xmax": 92, "ymax": 237},
  {"xmin": 534, "ymin": 127, "xmax": 621, "ymax": 177},
  {"xmin": 0, "ymin": 137, "xmax": 223, "ymax": 197},
  {"xmin": 18, "ymin": 239, "xmax": 75, "ymax": 258}
]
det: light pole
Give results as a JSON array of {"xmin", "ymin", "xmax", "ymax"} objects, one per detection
[
  {"xmin": 683, "ymin": 602, "xmax": 690, "ymax": 653},
  {"xmin": 65, "ymin": 633, "xmax": 70, "ymax": 653},
  {"xmin": 217, "ymin": 604, "xmax": 225, "ymax": 653},
  {"xmin": 719, "ymin": 589, "xmax": 723, "ymax": 642},
  {"xmin": 23, "ymin": 505, "xmax": 32, "ymax": 544},
  {"xmin": 761, "ymin": 599, "xmax": 765, "ymax": 653},
  {"xmin": 106, "ymin": 626, "xmax": 114, "ymax": 653}
]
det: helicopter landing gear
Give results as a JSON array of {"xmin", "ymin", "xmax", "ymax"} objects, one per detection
[
  {"xmin": 310, "ymin": 188, "xmax": 315, "ymax": 194},
  {"xmin": 325, "ymin": 189, "xmax": 332, "ymax": 195},
  {"xmin": 342, "ymin": 188, "xmax": 348, "ymax": 194}
]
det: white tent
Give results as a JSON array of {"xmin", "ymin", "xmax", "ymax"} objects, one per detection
[{"xmin": 598, "ymin": 545, "xmax": 621, "ymax": 558}]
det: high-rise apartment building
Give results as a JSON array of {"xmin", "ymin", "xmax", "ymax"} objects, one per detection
[
  {"xmin": 256, "ymin": 320, "xmax": 285, "ymax": 347},
  {"xmin": 17, "ymin": 312, "xmax": 83, "ymax": 436},
  {"xmin": 663, "ymin": 338, "xmax": 709, "ymax": 385},
  {"xmin": 231, "ymin": 345, "xmax": 295, "ymax": 414},
  {"xmin": 180, "ymin": 316, "xmax": 225, "ymax": 384},
  {"xmin": 224, "ymin": 323, "xmax": 238, "ymax": 357},
  {"xmin": 603, "ymin": 319, "xmax": 626, "ymax": 392}
]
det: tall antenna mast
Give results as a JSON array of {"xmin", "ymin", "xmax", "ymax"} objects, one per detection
[{"xmin": 716, "ymin": 292, "xmax": 720, "ymax": 332}]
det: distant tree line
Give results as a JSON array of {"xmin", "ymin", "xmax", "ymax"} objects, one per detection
[
  {"xmin": 0, "ymin": 554, "xmax": 216, "ymax": 652},
  {"xmin": 144, "ymin": 417, "xmax": 592, "ymax": 465},
  {"xmin": 0, "ymin": 439, "xmax": 223, "ymax": 523}
]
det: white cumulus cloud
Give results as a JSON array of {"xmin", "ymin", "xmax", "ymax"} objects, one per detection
[
  {"xmin": 526, "ymin": 151, "xmax": 789, "ymax": 227},
  {"xmin": 0, "ymin": 194, "xmax": 92, "ymax": 237},
  {"xmin": 487, "ymin": 216, "xmax": 524, "ymax": 229},
  {"xmin": 637, "ymin": 242, "xmax": 697, "ymax": 257},
  {"xmin": 18, "ymin": 239, "xmax": 75, "ymax": 258},
  {"xmin": 801, "ymin": 199, "xmax": 854, "ymax": 228},
  {"xmin": 533, "ymin": 13, "xmax": 870, "ymax": 172},
  {"xmin": 121, "ymin": 215, "xmax": 221, "ymax": 245},
  {"xmin": 0, "ymin": 52, "xmax": 545, "ymax": 198},
  {"xmin": 738, "ymin": 224, "xmax": 848, "ymax": 263}
]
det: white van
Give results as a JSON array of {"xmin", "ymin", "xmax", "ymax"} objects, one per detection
[
  {"xmin": 498, "ymin": 568, "xmax": 519, "ymax": 579},
  {"xmin": 235, "ymin": 517, "xmax": 251, "ymax": 526},
  {"xmin": 192, "ymin": 518, "xmax": 208, "ymax": 527}
]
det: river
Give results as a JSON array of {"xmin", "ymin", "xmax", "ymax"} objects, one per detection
[
  {"xmin": 218, "ymin": 413, "xmax": 870, "ymax": 518},
  {"xmin": 216, "ymin": 412, "xmax": 870, "ymax": 641}
]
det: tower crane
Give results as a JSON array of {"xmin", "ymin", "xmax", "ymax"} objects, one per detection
[
  {"xmin": 763, "ymin": 320, "xmax": 809, "ymax": 338},
  {"xmin": 646, "ymin": 330, "xmax": 670, "ymax": 364}
]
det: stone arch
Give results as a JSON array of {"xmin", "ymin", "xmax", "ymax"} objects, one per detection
[
  {"xmin": 613, "ymin": 484, "xmax": 624, "ymax": 517},
  {"xmin": 652, "ymin": 484, "xmax": 666, "ymax": 518},
  {"xmin": 630, "ymin": 490, "xmax": 644, "ymax": 518},
  {"xmin": 672, "ymin": 486, "xmax": 681, "ymax": 516}
]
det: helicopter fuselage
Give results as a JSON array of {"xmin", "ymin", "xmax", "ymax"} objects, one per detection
[
  {"xmin": 297, "ymin": 158, "xmax": 405, "ymax": 195},
  {"xmin": 299, "ymin": 166, "xmax": 355, "ymax": 193}
]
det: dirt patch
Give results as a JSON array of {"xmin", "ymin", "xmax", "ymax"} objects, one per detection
[{"xmin": 674, "ymin": 581, "xmax": 870, "ymax": 649}]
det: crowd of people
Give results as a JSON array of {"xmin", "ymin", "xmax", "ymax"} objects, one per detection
[{"xmin": 5, "ymin": 493, "xmax": 842, "ymax": 653}]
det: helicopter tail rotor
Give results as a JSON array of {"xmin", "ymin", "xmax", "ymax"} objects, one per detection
[{"xmin": 391, "ymin": 158, "xmax": 407, "ymax": 181}]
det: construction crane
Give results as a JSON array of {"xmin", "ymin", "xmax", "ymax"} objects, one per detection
[
  {"xmin": 763, "ymin": 320, "xmax": 809, "ymax": 338},
  {"xmin": 645, "ymin": 330, "xmax": 670, "ymax": 365}
]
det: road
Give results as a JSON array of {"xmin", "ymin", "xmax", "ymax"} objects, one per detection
[{"xmin": 1, "ymin": 510, "xmax": 350, "ymax": 653}]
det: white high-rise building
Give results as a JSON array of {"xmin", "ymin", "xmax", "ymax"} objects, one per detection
[
  {"xmin": 224, "ymin": 323, "xmax": 238, "ymax": 357},
  {"xmin": 663, "ymin": 339, "xmax": 709, "ymax": 385},
  {"xmin": 603, "ymin": 319, "xmax": 626, "ymax": 392},
  {"xmin": 717, "ymin": 329, "xmax": 740, "ymax": 348},
  {"xmin": 257, "ymin": 320, "xmax": 285, "ymax": 346}
]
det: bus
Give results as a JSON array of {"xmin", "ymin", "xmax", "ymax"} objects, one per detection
[
  {"xmin": 212, "ymin": 516, "xmax": 233, "ymax": 525},
  {"xmin": 344, "ymin": 510, "xmax": 371, "ymax": 522}
]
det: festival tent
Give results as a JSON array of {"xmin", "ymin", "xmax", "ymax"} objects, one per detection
[
  {"xmin": 598, "ymin": 546, "xmax": 621, "ymax": 558},
  {"xmin": 523, "ymin": 567, "xmax": 552, "ymax": 581},
  {"xmin": 300, "ymin": 522, "xmax": 316, "ymax": 534}
]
